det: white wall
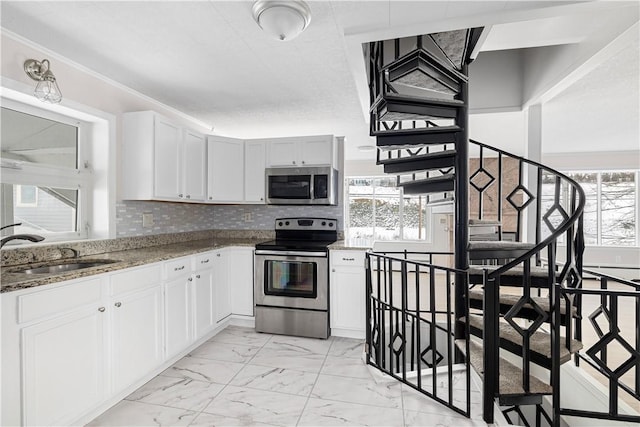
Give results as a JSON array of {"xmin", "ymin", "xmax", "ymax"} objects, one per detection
[{"xmin": 469, "ymin": 49, "xmax": 523, "ymax": 114}]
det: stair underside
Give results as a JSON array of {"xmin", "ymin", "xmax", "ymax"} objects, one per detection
[
  {"xmin": 387, "ymin": 48, "xmax": 467, "ymax": 94},
  {"xmin": 374, "ymin": 94, "xmax": 463, "ymax": 121},
  {"xmin": 373, "ymin": 125, "xmax": 460, "ymax": 141},
  {"xmin": 468, "ymin": 289, "xmax": 576, "ymax": 324},
  {"xmin": 468, "ymin": 241, "xmax": 535, "ymax": 261},
  {"xmin": 379, "ymin": 149, "xmax": 456, "ymax": 173},
  {"xmin": 456, "ymin": 339, "xmax": 553, "ymax": 403},
  {"xmin": 465, "ymin": 314, "xmax": 583, "ymax": 368},
  {"xmin": 399, "ymin": 174, "xmax": 455, "ymax": 195}
]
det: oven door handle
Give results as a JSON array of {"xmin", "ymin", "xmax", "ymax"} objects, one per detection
[{"xmin": 255, "ymin": 250, "xmax": 328, "ymax": 257}]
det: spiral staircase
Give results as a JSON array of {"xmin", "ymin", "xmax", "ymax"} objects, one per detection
[{"xmin": 364, "ymin": 28, "xmax": 640, "ymax": 427}]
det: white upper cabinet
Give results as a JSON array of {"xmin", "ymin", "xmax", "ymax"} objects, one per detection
[
  {"xmin": 182, "ymin": 130, "xmax": 206, "ymax": 201},
  {"xmin": 153, "ymin": 117, "xmax": 182, "ymax": 200},
  {"xmin": 266, "ymin": 135, "xmax": 336, "ymax": 168},
  {"xmin": 122, "ymin": 111, "xmax": 206, "ymax": 202},
  {"xmin": 207, "ymin": 136, "xmax": 244, "ymax": 202},
  {"xmin": 244, "ymin": 140, "xmax": 266, "ymax": 203}
]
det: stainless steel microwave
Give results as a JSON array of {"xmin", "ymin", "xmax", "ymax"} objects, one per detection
[{"xmin": 265, "ymin": 166, "xmax": 338, "ymax": 205}]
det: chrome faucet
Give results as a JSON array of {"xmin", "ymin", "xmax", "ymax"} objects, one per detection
[{"xmin": 0, "ymin": 223, "xmax": 45, "ymax": 249}]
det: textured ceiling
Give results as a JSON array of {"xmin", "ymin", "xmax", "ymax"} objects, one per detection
[{"xmin": 0, "ymin": 1, "xmax": 637, "ymax": 160}]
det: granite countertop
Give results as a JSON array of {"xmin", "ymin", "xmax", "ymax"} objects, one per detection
[
  {"xmin": 1, "ymin": 238, "xmax": 260, "ymax": 294},
  {"xmin": 328, "ymin": 239, "xmax": 373, "ymax": 251}
]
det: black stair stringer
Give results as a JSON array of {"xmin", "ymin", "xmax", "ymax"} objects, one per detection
[{"xmin": 379, "ymin": 149, "xmax": 456, "ymax": 173}]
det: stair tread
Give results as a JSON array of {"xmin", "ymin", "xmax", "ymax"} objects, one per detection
[
  {"xmin": 378, "ymin": 149, "xmax": 457, "ymax": 165},
  {"xmin": 374, "ymin": 125, "xmax": 462, "ymax": 136},
  {"xmin": 381, "ymin": 93, "xmax": 465, "ymax": 107},
  {"xmin": 455, "ymin": 339, "xmax": 553, "ymax": 396},
  {"xmin": 468, "ymin": 289, "xmax": 575, "ymax": 316},
  {"xmin": 468, "ymin": 264, "xmax": 551, "ymax": 278},
  {"xmin": 468, "ymin": 241, "xmax": 535, "ymax": 251},
  {"xmin": 468, "ymin": 219, "xmax": 501, "ymax": 226},
  {"xmin": 465, "ymin": 314, "xmax": 583, "ymax": 364}
]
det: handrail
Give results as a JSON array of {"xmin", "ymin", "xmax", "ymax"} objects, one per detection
[{"xmin": 469, "ymin": 138, "xmax": 586, "ymax": 279}]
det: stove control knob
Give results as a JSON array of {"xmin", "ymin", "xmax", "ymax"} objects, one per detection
[
  {"xmin": 328, "ymin": 222, "xmax": 334, "ymax": 227},
  {"xmin": 285, "ymin": 221, "xmax": 290, "ymax": 226},
  {"xmin": 278, "ymin": 221, "xmax": 283, "ymax": 227},
  {"xmin": 321, "ymin": 221, "xmax": 326, "ymax": 226}
]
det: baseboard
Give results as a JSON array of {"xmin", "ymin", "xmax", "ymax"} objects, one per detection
[{"xmin": 331, "ymin": 327, "xmax": 365, "ymax": 339}]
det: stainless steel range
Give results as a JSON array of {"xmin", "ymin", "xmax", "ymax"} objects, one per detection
[{"xmin": 254, "ymin": 217, "xmax": 337, "ymax": 339}]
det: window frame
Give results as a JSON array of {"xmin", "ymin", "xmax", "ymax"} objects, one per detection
[
  {"xmin": 564, "ymin": 170, "xmax": 639, "ymax": 247},
  {"xmin": 1, "ymin": 98, "xmax": 92, "ymax": 242},
  {"xmin": 345, "ymin": 176, "xmax": 432, "ymax": 243}
]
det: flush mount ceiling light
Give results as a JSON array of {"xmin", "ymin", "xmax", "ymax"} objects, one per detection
[
  {"xmin": 252, "ymin": 0, "xmax": 311, "ymax": 41},
  {"xmin": 24, "ymin": 59, "xmax": 62, "ymax": 104}
]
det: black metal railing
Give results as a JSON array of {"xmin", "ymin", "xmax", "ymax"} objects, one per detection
[
  {"xmin": 365, "ymin": 251, "xmax": 471, "ymax": 417},
  {"xmin": 473, "ymin": 139, "xmax": 586, "ymax": 424},
  {"xmin": 552, "ymin": 269, "xmax": 640, "ymax": 425}
]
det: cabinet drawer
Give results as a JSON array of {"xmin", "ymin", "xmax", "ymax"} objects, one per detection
[
  {"xmin": 195, "ymin": 252, "xmax": 215, "ymax": 269},
  {"xmin": 331, "ymin": 251, "xmax": 366, "ymax": 268},
  {"xmin": 110, "ymin": 263, "xmax": 162, "ymax": 296},
  {"xmin": 165, "ymin": 257, "xmax": 192, "ymax": 281},
  {"xmin": 18, "ymin": 278, "xmax": 103, "ymax": 324}
]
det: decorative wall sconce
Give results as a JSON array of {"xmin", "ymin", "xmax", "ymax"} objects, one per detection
[
  {"xmin": 23, "ymin": 59, "xmax": 62, "ymax": 104},
  {"xmin": 252, "ymin": 0, "xmax": 311, "ymax": 41}
]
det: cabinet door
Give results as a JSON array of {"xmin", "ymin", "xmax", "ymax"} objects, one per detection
[
  {"xmin": 213, "ymin": 251, "xmax": 231, "ymax": 322},
  {"xmin": 183, "ymin": 130, "xmax": 206, "ymax": 201},
  {"xmin": 154, "ymin": 117, "xmax": 182, "ymax": 200},
  {"xmin": 267, "ymin": 139, "xmax": 298, "ymax": 166},
  {"xmin": 22, "ymin": 306, "xmax": 106, "ymax": 426},
  {"xmin": 207, "ymin": 136, "xmax": 244, "ymax": 202},
  {"xmin": 300, "ymin": 136, "xmax": 333, "ymax": 166},
  {"xmin": 194, "ymin": 252, "xmax": 216, "ymax": 339},
  {"xmin": 227, "ymin": 247, "xmax": 254, "ymax": 316},
  {"xmin": 244, "ymin": 141, "xmax": 266, "ymax": 203},
  {"xmin": 330, "ymin": 264, "xmax": 365, "ymax": 339},
  {"xmin": 164, "ymin": 275, "xmax": 192, "ymax": 358},
  {"xmin": 111, "ymin": 285, "xmax": 164, "ymax": 393}
]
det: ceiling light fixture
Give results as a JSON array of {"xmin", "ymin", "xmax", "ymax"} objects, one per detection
[
  {"xmin": 252, "ymin": 0, "xmax": 311, "ymax": 42},
  {"xmin": 23, "ymin": 59, "xmax": 62, "ymax": 104}
]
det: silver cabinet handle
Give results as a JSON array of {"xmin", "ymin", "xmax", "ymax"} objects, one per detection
[
  {"xmin": 174, "ymin": 266, "xmax": 185, "ymax": 271},
  {"xmin": 178, "ymin": 194, "xmax": 183, "ymax": 198},
  {"xmin": 342, "ymin": 257, "xmax": 355, "ymax": 261},
  {"xmin": 98, "ymin": 307, "xmax": 106, "ymax": 312},
  {"xmin": 186, "ymin": 195, "xmax": 191, "ymax": 199},
  {"xmin": 216, "ymin": 253, "xmax": 221, "ymax": 257},
  {"xmin": 292, "ymin": 160, "xmax": 296, "ymax": 165},
  {"xmin": 188, "ymin": 277, "xmax": 193, "ymax": 282},
  {"xmin": 196, "ymin": 274, "xmax": 201, "ymax": 279},
  {"xmin": 209, "ymin": 196, "xmax": 212, "ymax": 200},
  {"xmin": 260, "ymin": 197, "xmax": 264, "ymax": 201},
  {"xmin": 302, "ymin": 160, "xmax": 305, "ymax": 164},
  {"xmin": 115, "ymin": 302, "xmax": 122, "ymax": 308},
  {"xmin": 201, "ymin": 259, "xmax": 210, "ymax": 264}
]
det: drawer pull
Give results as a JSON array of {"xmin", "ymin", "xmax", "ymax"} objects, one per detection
[
  {"xmin": 98, "ymin": 307, "xmax": 106, "ymax": 312},
  {"xmin": 114, "ymin": 302, "xmax": 122, "ymax": 308},
  {"xmin": 174, "ymin": 266, "xmax": 185, "ymax": 271},
  {"xmin": 188, "ymin": 277, "xmax": 193, "ymax": 282},
  {"xmin": 196, "ymin": 274, "xmax": 201, "ymax": 279},
  {"xmin": 201, "ymin": 259, "xmax": 210, "ymax": 264},
  {"xmin": 342, "ymin": 257, "xmax": 355, "ymax": 261}
]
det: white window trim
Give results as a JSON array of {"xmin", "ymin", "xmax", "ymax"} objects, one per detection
[{"xmin": 1, "ymin": 100, "xmax": 93, "ymax": 242}]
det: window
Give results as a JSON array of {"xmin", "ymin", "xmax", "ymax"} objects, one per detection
[
  {"xmin": 543, "ymin": 171, "xmax": 638, "ymax": 247},
  {"xmin": 1, "ymin": 102, "xmax": 91, "ymax": 241},
  {"xmin": 346, "ymin": 177, "xmax": 430, "ymax": 242}
]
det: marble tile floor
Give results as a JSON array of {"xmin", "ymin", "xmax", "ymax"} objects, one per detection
[{"xmin": 88, "ymin": 326, "xmax": 488, "ymax": 427}]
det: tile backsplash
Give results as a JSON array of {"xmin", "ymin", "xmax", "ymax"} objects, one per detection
[{"xmin": 116, "ymin": 201, "xmax": 343, "ymax": 237}]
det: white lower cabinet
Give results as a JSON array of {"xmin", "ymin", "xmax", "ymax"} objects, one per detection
[
  {"xmin": 21, "ymin": 301, "xmax": 106, "ymax": 426},
  {"xmin": 193, "ymin": 252, "xmax": 216, "ymax": 339},
  {"xmin": 330, "ymin": 250, "xmax": 366, "ymax": 339},
  {"xmin": 227, "ymin": 247, "xmax": 254, "ymax": 317},
  {"xmin": 110, "ymin": 283, "xmax": 164, "ymax": 394},
  {"xmin": 1, "ymin": 246, "xmax": 256, "ymax": 427},
  {"xmin": 213, "ymin": 250, "xmax": 231, "ymax": 322}
]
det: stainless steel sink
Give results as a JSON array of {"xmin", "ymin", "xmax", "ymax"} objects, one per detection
[{"xmin": 13, "ymin": 259, "xmax": 120, "ymax": 275}]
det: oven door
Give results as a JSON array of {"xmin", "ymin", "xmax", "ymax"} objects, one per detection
[{"xmin": 255, "ymin": 251, "xmax": 328, "ymax": 310}]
